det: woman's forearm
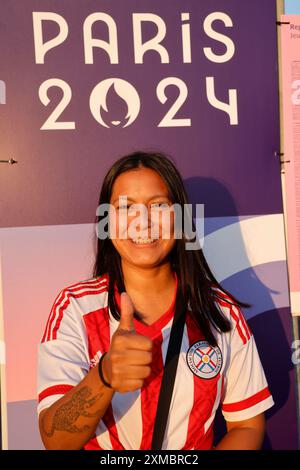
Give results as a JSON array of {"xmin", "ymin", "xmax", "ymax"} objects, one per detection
[{"xmin": 39, "ymin": 365, "xmax": 114, "ymax": 450}]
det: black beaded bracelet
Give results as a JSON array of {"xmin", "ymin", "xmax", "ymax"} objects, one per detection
[{"xmin": 98, "ymin": 352, "xmax": 112, "ymax": 388}]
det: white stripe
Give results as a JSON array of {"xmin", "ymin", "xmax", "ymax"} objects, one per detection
[
  {"xmin": 95, "ymin": 420, "xmax": 113, "ymax": 450},
  {"xmin": 37, "ymin": 394, "xmax": 64, "ymax": 416},
  {"xmin": 70, "ymin": 290, "xmax": 109, "ymax": 319},
  {"xmin": 111, "ymin": 389, "xmax": 143, "ymax": 450},
  {"xmin": 161, "ymin": 317, "xmax": 174, "ymax": 364}
]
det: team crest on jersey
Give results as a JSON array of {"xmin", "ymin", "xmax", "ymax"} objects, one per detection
[{"xmin": 186, "ymin": 341, "xmax": 222, "ymax": 379}]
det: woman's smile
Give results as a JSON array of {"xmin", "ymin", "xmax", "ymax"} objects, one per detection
[{"xmin": 130, "ymin": 237, "xmax": 159, "ymax": 246}]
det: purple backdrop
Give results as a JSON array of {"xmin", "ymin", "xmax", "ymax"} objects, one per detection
[{"xmin": 0, "ymin": 0, "xmax": 283, "ymax": 225}]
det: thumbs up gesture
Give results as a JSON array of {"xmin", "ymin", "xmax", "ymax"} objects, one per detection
[{"xmin": 101, "ymin": 292, "xmax": 153, "ymax": 393}]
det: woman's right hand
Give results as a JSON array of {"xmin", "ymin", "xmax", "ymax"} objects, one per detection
[{"xmin": 102, "ymin": 292, "xmax": 153, "ymax": 393}]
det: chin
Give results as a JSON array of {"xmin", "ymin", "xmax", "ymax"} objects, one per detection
[{"xmin": 125, "ymin": 253, "xmax": 165, "ymax": 269}]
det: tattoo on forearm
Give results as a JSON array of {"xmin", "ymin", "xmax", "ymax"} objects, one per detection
[{"xmin": 41, "ymin": 386, "xmax": 104, "ymax": 437}]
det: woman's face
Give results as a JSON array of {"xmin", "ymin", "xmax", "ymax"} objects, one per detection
[{"xmin": 109, "ymin": 167, "xmax": 176, "ymax": 270}]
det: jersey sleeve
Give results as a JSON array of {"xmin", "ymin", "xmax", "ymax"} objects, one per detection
[
  {"xmin": 220, "ymin": 303, "xmax": 274, "ymax": 422},
  {"xmin": 37, "ymin": 289, "xmax": 90, "ymax": 416}
]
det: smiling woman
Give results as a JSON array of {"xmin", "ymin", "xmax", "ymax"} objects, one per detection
[{"xmin": 37, "ymin": 151, "xmax": 274, "ymax": 450}]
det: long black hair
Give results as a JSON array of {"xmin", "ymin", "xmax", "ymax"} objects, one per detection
[{"xmin": 93, "ymin": 151, "xmax": 250, "ymax": 346}]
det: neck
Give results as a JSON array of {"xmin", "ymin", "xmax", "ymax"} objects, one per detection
[{"xmin": 121, "ymin": 260, "xmax": 175, "ymax": 296}]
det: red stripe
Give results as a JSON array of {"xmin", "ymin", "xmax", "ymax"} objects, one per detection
[
  {"xmin": 229, "ymin": 306, "xmax": 247, "ymax": 345},
  {"xmin": 46, "ymin": 290, "xmax": 69, "ymax": 342},
  {"xmin": 84, "ymin": 307, "xmax": 124, "ymax": 450},
  {"xmin": 138, "ymin": 332, "xmax": 164, "ymax": 450},
  {"xmin": 182, "ymin": 313, "xmax": 214, "ymax": 450},
  {"xmin": 222, "ymin": 387, "xmax": 271, "ymax": 412},
  {"xmin": 212, "ymin": 289, "xmax": 251, "ymax": 341},
  {"xmin": 215, "ymin": 297, "xmax": 247, "ymax": 345},
  {"xmin": 65, "ymin": 276, "xmax": 108, "ymax": 292},
  {"xmin": 42, "ymin": 289, "xmax": 66, "ymax": 343},
  {"xmin": 67, "ymin": 280, "xmax": 108, "ymax": 294},
  {"xmin": 214, "ymin": 297, "xmax": 234, "ymax": 312},
  {"xmin": 51, "ymin": 287, "xmax": 108, "ymax": 341},
  {"xmin": 39, "ymin": 384, "xmax": 74, "ymax": 402},
  {"xmin": 233, "ymin": 304, "xmax": 251, "ymax": 340},
  {"xmin": 65, "ymin": 286, "xmax": 108, "ymax": 300},
  {"xmin": 84, "ymin": 436, "xmax": 102, "ymax": 450},
  {"xmin": 50, "ymin": 296, "xmax": 70, "ymax": 341},
  {"xmin": 42, "ymin": 303, "xmax": 55, "ymax": 343}
]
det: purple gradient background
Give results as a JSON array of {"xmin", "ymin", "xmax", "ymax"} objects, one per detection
[{"xmin": 1, "ymin": 0, "xmax": 282, "ymax": 226}]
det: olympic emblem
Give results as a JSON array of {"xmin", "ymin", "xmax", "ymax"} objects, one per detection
[{"xmin": 186, "ymin": 340, "xmax": 222, "ymax": 379}]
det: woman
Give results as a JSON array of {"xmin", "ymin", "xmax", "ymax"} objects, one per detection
[{"xmin": 37, "ymin": 151, "xmax": 274, "ymax": 450}]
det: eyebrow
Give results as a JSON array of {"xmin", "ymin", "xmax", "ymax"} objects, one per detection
[{"xmin": 111, "ymin": 194, "xmax": 170, "ymax": 205}]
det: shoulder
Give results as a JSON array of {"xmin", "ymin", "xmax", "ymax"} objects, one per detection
[
  {"xmin": 51, "ymin": 274, "xmax": 109, "ymax": 315},
  {"xmin": 61, "ymin": 274, "xmax": 109, "ymax": 297},
  {"xmin": 211, "ymin": 285, "xmax": 252, "ymax": 346}
]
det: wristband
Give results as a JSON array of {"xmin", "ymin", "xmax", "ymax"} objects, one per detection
[{"xmin": 98, "ymin": 352, "xmax": 112, "ymax": 388}]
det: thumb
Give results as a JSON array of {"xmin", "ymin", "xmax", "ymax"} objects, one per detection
[{"xmin": 118, "ymin": 292, "xmax": 136, "ymax": 332}]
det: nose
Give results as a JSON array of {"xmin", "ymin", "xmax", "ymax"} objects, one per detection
[{"xmin": 137, "ymin": 205, "xmax": 152, "ymax": 233}]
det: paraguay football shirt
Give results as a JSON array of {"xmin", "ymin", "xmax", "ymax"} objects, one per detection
[{"xmin": 37, "ymin": 274, "xmax": 274, "ymax": 450}]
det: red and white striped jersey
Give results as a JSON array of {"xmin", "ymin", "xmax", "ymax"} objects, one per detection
[{"xmin": 37, "ymin": 274, "xmax": 274, "ymax": 450}]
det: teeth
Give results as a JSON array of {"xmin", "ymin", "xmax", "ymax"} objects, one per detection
[{"xmin": 132, "ymin": 238, "xmax": 156, "ymax": 244}]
